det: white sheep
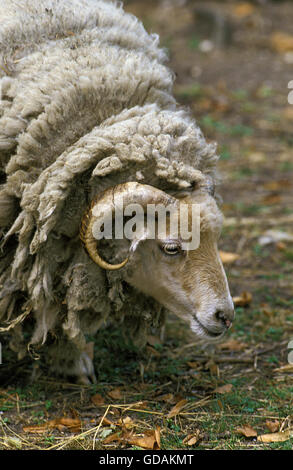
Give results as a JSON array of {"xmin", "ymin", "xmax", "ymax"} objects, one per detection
[{"xmin": 0, "ymin": 0, "xmax": 234, "ymax": 383}]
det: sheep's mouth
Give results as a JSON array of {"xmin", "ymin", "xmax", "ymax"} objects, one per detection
[{"xmin": 193, "ymin": 316, "xmax": 224, "ymax": 338}]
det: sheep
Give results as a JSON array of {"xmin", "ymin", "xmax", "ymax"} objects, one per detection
[{"xmin": 0, "ymin": 0, "xmax": 234, "ymax": 383}]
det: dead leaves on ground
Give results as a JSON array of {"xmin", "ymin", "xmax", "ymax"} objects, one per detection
[
  {"xmin": 219, "ymin": 250, "xmax": 240, "ymax": 264},
  {"xmin": 23, "ymin": 417, "xmax": 81, "ymax": 434},
  {"xmin": 236, "ymin": 422, "xmax": 293, "ymax": 443},
  {"xmin": 271, "ymin": 32, "xmax": 293, "ymax": 53},
  {"xmin": 232, "ymin": 291, "xmax": 252, "ymax": 307},
  {"xmin": 167, "ymin": 399, "xmax": 188, "ymax": 418},
  {"xmin": 257, "ymin": 429, "xmax": 293, "ymax": 443},
  {"xmin": 236, "ymin": 424, "xmax": 258, "ymax": 438},
  {"xmin": 103, "ymin": 427, "xmax": 161, "ymax": 450},
  {"xmin": 217, "ymin": 338, "xmax": 248, "ymax": 352},
  {"xmin": 213, "ymin": 383, "xmax": 234, "ymax": 394},
  {"xmin": 182, "ymin": 430, "xmax": 201, "ymax": 446}
]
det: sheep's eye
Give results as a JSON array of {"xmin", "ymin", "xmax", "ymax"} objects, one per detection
[{"xmin": 162, "ymin": 244, "xmax": 180, "ymax": 256}]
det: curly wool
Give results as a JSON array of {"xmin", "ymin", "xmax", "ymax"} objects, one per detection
[{"xmin": 0, "ymin": 0, "xmax": 219, "ymax": 372}]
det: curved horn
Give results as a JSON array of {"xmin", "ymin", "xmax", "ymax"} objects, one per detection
[{"xmin": 80, "ymin": 182, "xmax": 179, "ymax": 270}]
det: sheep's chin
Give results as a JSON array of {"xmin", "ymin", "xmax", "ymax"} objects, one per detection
[{"xmin": 190, "ymin": 317, "xmax": 227, "ymax": 343}]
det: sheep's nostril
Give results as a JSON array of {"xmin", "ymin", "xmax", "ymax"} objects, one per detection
[{"xmin": 215, "ymin": 310, "xmax": 232, "ymax": 329}]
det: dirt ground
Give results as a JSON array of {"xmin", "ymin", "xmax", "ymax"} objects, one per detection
[{"xmin": 0, "ymin": 0, "xmax": 292, "ymax": 451}]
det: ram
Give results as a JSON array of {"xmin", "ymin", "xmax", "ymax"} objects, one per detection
[{"xmin": 0, "ymin": 0, "xmax": 234, "ymax": 383}]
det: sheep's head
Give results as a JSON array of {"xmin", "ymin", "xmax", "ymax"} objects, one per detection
[{"xmin": 80, "ymin": 181, "xmax": 234, "ymax": 342}]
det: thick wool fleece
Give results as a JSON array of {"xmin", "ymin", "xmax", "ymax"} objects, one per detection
[{"xmin": 0, "ymin": 0, "xmax": 219, "ymax": 374}]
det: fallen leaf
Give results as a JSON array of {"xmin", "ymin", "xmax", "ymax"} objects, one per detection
[
  {"xmin": 265, "ymin": 420, "xmax": 280, "ymax": 433},
  {"xmin": 271, "ymin": 32, "xmax": 293, "ymax": 53},
  {"xmin": 53, "ymin": 417, "xmax": 81, "ymax": 433},
  {"xmin": 206, "ymin": 360, "xmax": 220, "ymax": 377},
  {"xmin": 102, "ymin": 431, "xmax": 122, "ymax": 444},
  {"xmin": 262, "ymin": 194, "xmax": 281, "ymax": 205},
  {"xmin": 155, "ymin": 426, "xmax": 161, "ymax": 449},
  {"xmin": 121, "ymin": 416, "xmax": 136, "ymax": 430},
  {"xmin": 217, "ymin": 338, "xmax": 247, "ymax": 351},
  {"xmin": 282, "ymin": 107, "xmax": 293, "ymax": 121},
  {"xmin": 219, "ymin": 251, "xmax": 240, "ymax": 264},
  {"xmin": 232, "ymin": 291, "xmax": 252, "ymax": 307},
  {"xmin": 156, "ymin": 393, "xmax": 175, "ymax": 404},
  {"xmin": 23, "ymin": 424, "xmax": 49, "ymax": 434},
  {"xmin": 276, "ymin": 241, "xmax": 286, "ymax": 251},
  {"xmin": 236, "ymin": 424, "xmax": 258, "ymax": 438},
  {"xmin": 127, "ymin": 428, "xmax": 161, "ymax": 450},
  {"xmin": 182, "ymin": 430, "xmax": 201, "ymax": 446},
  {"xmin": 232, "ymin": 3, "xmax": 255, "ymax": 18},
  {"xmin": 91, "ymin": 393, "xmax": 105, "ymax": 406},
  {"xmin": 167, "ymin": 399, "xmax": 188, "ymax": 418},
  {"xmin": 107, "ymin": 388, "xmax": 123, "ymax": 400},
  {"xmin": 263, "ymin": 179, "xmax": 291, "ymax": 191},
  {"xmin": 186, "ymin": 361, "xmax": 201, "ymax": 369},
  {"xmin": 100, "ymin": 416, "xmax": 116, "ymax": 427},
  {"xmin": 260, "ymin": 303, "xmax": 274, "ymax": 318},
  {"xmin": 214, "ymin": 383, "xmax": 233, "ymax": 394},
  {"xmin": 23, "ymin": 417, "xmax": 81, "ymax": 434},
  {"xmin": 257, "ymin": 429, "xmax": 293, "ymax": 443}
]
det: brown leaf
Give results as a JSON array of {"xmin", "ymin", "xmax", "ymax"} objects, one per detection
[
  {"xmin": 186, "ymin": 361, "xmax": 201, "ymax": 369},
  {"xmin": 127, "ymin": 428, "xmax": 160, "ymax": 450},
  {"xmin": 236, "ymin": 424, "xmax": 258, "ymax": 438},
  {"xmin": 232, "ymin": 3, "xmax": 255, "ymax": 18},
  {"xmin": 167, "ymin": 399, "xmax": 188, "ymax": 418},
  {"xmin": 54, "ymin": 417, "xmax": 81, "ymax": 433},
  {"xmin": 107, "ymin": 388, "xmax": 123, "ymax": 400},
  {"xmin": 263, "ymin": 179, "xmax": 291, "ymax": 191},
  {"xmin": 232, "ymin": 291, "xmax": 252, "ymax": 307},
  {"xmin": 182, "ymin": 430, "xmax": 201, "ymax": 446},
  {"xmin": 102, "ymin": 431, "xmax": 122, "ymax": 444},
  {"xmin": 23, "ymin": 417, "xmax": 81, "ymax": 434},
  {"xmin": 214, "ymin": 383, "xmax": 233, "ymax": 394},
  {"xmin": 219, "ymin": 251, "xmax": 240, "ymax": 264},
  {"xmin": 283, "ymin": 106, "xmax": 293, "ymax": 121},
  {"xmin": 101, "ymin": 416, "xmax": 116, "ymax": 427},
  {"xmin": 260, "ymin": 303, "xmax": 274, "ymax": 318},
  {"xmin": 271, "ymin": 32, "xmax": 293, "ymax": 53},
  {"xmin": 23, "ymin": 424, "xmax": 49, "ymax": 434},
  {"xmin": 262, "ymin": 194, "xmax": 281, "ymax": 205},
  {"xmin": 121, "ymin": 416, "xmax": 136, "ymax": 430},
  {"xmin": 265, "ymin": 420, "xmax": 280, "ymax": 433},
  {"xmin": 154, "ymin": 426, "xmax": 161, "ymax": 449},
  {"xmin": 91, "ymin": 393, "xmax": 105, "ymax": 406},
  {"xmin": 257, "ymin": 429, "xmax": 293, "ymax": 443},
  {"xmin": 206, "ymin": 360, "xmax": 220, "ymax": 377},
  {"xmin": 217, "ymin": 338, "xmax": 247, "ymax": 352},
  {"xmin": 156, "ymin": 393, "xmax": 175, "ymax": 404}
]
